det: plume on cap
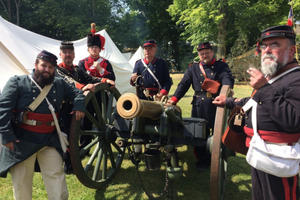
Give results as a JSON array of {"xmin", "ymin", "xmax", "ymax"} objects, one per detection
[{"xmin": 91, "ymin": 23, "xmax": 96, "ymax": 34}]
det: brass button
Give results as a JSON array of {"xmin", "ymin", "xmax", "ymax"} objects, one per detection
[{"xmin": 201, "ymin": 97, "xmax": 204, "ymax": 100}]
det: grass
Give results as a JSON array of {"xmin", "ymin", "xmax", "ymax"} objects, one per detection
[{"xmin": 0, "ymin": 74, "xmax": 253, "ymax": 200}]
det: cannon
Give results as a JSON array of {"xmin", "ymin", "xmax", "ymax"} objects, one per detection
[{"xmin": 68, "ymin": 83, "xmax": 232, "ymax": 200}]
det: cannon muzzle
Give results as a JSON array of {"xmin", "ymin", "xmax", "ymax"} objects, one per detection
[{"xmin": 116, "ymin": 93, "xmax": 164, "ymax": 119}]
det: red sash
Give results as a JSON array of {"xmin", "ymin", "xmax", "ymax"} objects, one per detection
[
  {"xmin": 244, "ymin": 126, "xmax": 300, "ymax": 147},
  {"xmin": 20, "ymin": 112, "xmax": 58, "ymax": 134}
]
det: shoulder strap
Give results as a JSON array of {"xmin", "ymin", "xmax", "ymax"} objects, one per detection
[
  {"xmin": 28, "ymin": 83, "xmax": 53, "ymax": 111},
  {"xmin": 199, "ymin": 63, "xmax": 207, "ymax": 78},
  {"xmin": 28, "ymin": 75, "xmax": 69, "ymax": 152},
  {"xmin": 141, "ymin": 59, "xmax": 162, "ymax": 90}
]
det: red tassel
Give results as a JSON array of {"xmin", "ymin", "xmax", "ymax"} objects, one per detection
[
  {"xmin": 91, "ymin": 23, "xmax": 96, "ymax": 34},
  {"xmin": 99, "ymin": 35, "xmax": 105, "ymax": 50},
  {"xmin": 255, "ymin": 41, "xmax": 261, "ymax": 56}
]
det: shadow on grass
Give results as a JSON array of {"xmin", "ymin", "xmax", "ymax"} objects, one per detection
[{"xmin": 93, "ymin": 148, "xmax": 251, "ymax": 200}]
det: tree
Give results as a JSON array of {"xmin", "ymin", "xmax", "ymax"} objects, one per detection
[
  {"xmin": 168, "ymin": 0, "xmax": 293, "ymax": 58},
  {"xmin": 122, "ymin": 0, "xmax": 187, "ymax": 70}
]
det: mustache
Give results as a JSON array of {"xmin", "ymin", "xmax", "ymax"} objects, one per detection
[{"xmin": 262, "ymin": 53, "xmax": 277, "ymax": 62}]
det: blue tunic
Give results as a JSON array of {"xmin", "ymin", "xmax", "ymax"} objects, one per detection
[
  {"xmin": 133, "ymin": 58, "xmax": 172, "ymax": 99},
  {"xmin": 173, "ymin": 60, "xmax": 234, "ymax": 129},
  {"xmin": 0, "ymin": 74, "xmax": 85, "ymax": 177}
]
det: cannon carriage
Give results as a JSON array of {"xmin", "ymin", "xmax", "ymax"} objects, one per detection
[{"xmin": 68, "ymin": 83, "xmax": 233, "ymax": 200}]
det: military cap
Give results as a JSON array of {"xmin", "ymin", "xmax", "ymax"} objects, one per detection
[
  {"xmin": 60, "ymin": 41, "xmax": 74, "ymax": 50},
  {"xmin": 87, "ymin": 34, "xmax": 101, "ymax": 48},
  {"xmin": 197, "ymin": 42, "xmax": 213, "ymax": 51},
  {"xmin": 260, "ymin": 25, "xmax": 295, "ymax": 41},
  {"xmin": 143, "ymin": 40, "xmax": 157, "ymax": 48},
  {"xmin": 37, "ymin": 50, "xmax": 57, "ymax": 66}
]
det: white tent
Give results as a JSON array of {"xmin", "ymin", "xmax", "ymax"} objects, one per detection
[
  {"xmin": 0, "ymin": 16, "xmax": 136, "ymax": 94},
  {"xmin": 129, "ymin": 46, "xmax": 144, "ymax": 67}
]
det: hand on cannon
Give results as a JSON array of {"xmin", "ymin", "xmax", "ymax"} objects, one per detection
[
  {"xmin": 105, "ymin": 79, "xmax": 115, "ymax": 87},
  {"xmin": 166, "ymin": 98, "xmax": 176, "ymax": 107}
]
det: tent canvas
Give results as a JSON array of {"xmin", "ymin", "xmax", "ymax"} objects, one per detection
[{"xmin": 0, "ymin": 16, "xmax": 135, "ymax": 94}]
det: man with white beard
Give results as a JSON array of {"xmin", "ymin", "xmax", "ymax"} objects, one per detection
[{"xmin": 213, "ymin": 25, "xmax": 300, "ymax": 200}]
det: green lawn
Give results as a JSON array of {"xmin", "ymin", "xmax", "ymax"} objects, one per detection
[{"xmin": 0, "ymin": 74, "xmax": 253, "ymax": 200}]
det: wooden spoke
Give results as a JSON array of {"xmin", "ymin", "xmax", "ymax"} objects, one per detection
[{"xmin": 69, "ymin": 84, "xmax": 126, "ymax": 189}]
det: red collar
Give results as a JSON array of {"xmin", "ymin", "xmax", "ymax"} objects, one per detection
[
  {"xmin": 58, "ymin": 62, "xmax": 74, "ymax": 71},
  {"xmin": 143, "ymin": 57, "xmax": 157, "ymax": 65},
  {"xmin": 89, "ymin": 56, "xmax": 100, "ymax": 61}
]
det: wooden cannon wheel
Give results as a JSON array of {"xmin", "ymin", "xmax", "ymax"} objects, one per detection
[
  {"xmin": 210, "ymin": 85, "xmax": 232, "ymax": 200},
  {"xmin": 69, "ymin": 83, "xmax": 126, "ymax": 189}
]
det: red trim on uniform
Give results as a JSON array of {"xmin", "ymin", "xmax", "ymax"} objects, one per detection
[
  {"xmin": 143, "ymin": 43, "xmax": 156, "ymax": 47},
  {"xmin": 292, "ymin": 176, "xmax": 297, "ymax": 200},
  {"xmin": 75, "ymin": 82, "xmax": 85, "ymax": 90},
  {"xmin": 244, "ymin": 127, "xmax": 300, "ymax": 144},
  {"xmin": 160, "ymin": 89, "xmax": 168, "ymax": 95},
  {"xmin": 170, "ymin": 96, "xmax": 178, "ymax": 104},
  {"xmin": 146, "ymin": 88, "xmax": 158, "ymax": 91},
  {"xmin": 282, "ymin": 178, "xmax": 290, "ymax": 200},
  {"xmin": 143, "ymin": 57, "xmax": 157, "ymax": 65},
  {"xmin": 58, "ymin": 62, "xmax": 73, "ymax": 71},
  {"xmin": 209, "ymin": 58, "xmax": 216, "ymax": 65}
]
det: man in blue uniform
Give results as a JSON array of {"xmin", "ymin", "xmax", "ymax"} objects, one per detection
[
  {"xmin": 130, "ymin": 40, "xmax": 172, "ymax": 100},
  {"xmin": 0, "ymin": 50, "xmax": 85, "ymax": 200},
  {"xmin": 213, "ymin": 25, "xmax": 300, "ymax": 200},
  {"xmin": 78, "ymin": 23, "xmax": 116, "ymax": 82},
  {"xmin": 167, "ymin": 42, "xmax": 234, "ymax": 169}
]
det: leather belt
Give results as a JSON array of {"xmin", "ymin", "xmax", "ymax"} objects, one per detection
[{"xmin": 23, "ymin": 119, "xmax": 55, "ymax": 127}]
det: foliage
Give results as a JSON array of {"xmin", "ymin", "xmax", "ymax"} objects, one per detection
[
  {"xmin": 168, "ymin": 0, "xmax": 294, "ymax": 58},
  {"xmin": 121, "ymin": 0, "xmax": 191, "ymax": 70}
]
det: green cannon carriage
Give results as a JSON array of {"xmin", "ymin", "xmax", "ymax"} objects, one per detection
[{"xmin": 68, "ymin": 83, "xmax": 233, "ymax": 200}]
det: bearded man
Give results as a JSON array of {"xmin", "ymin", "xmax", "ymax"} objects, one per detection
[
  {"xmin": 213, "ymin": 25, "xmax": 300, "ymax": 200},
  {"xmin": 0, "ymin": 50, "xmax": 85, "ymax": 200}
]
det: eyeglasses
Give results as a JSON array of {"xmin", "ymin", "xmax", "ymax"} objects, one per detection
[
  {"xmin": 260, "ymin": 43, "xmax": 280, "ymax": 51},
  {"xmin": 198, "ymin": 52, "xmax": 211, "ymax": 56}
]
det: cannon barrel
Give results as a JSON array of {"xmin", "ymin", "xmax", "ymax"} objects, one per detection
[{"xmin": 116, "ymin": 93, "xmax": 164, "ymax": 119}]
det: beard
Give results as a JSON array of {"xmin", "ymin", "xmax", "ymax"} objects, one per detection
[
  {"xmin": 33, "ymin": 69, "xmax": 55, "ymax": 88},
  {"xmin": 261, "ymin": 51, "xmax": 289, "ymax": 77}
]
